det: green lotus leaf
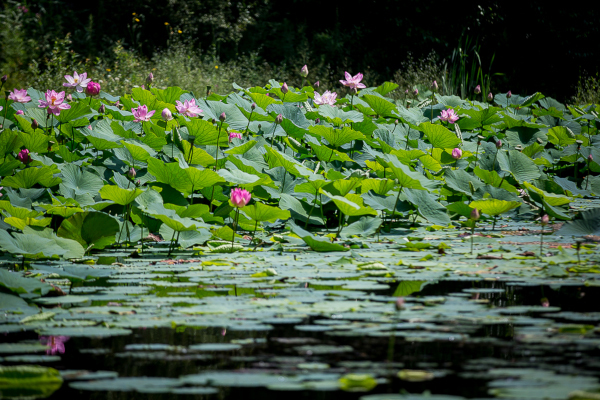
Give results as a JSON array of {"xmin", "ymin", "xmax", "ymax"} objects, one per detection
[
  {"xmin": 1, "ymin": 166, "xmax": 62, "ymax": 189},
  {"xmin": 57, "ymin": 211, "xmax": 120, "ymax": 250},
  {"xmin": 469, "ymin": 199, "xmax": 521, "ymax": 216},
  {"xmin": 243, "ymin": 202, "xmax": 291, "ymax": 223},
  {"xmin": 99, "ymin": 185, "xmax": 143, "ymax": 205},
  {"xmin": 420, "ymin": 122, "xmax": 461, "ymax": 149},
  {"xmin": 0, "ymin": 365, "xmax": 63, "ymax": 398}
]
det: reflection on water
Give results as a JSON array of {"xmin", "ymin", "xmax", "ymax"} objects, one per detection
[{"xmin": 39, "ymin": 336, "xmax": 70, "ymax": 355}]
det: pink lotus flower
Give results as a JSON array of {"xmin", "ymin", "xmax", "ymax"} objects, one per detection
[
  {"xmin": 229, "ymin": 132, "xmax": 242, "ymax": 141},
  {"xmin": 15, "ymin": 110, "xmax": 24, "ymax": 115},
  {"xmin": 313, "ymin": 90, "xmax": 338, "ymax": 106},
  {"xmin": 230, "ymin": 188, "xmax": 251, "ymax": 208},
  {"xmin": 85, "ymin": 81, "xmax": 101, "ymax": 96},
  {"xmin": 340, "ymin": 71, "xmax": 366, "ymax": 90},
  {"xmin": 131, "ymin": 105, "xmax": 155, "ymax": 122},
  {"xmin": 40, "ymin": 336, "xmax": 69, "ymax": 355},
  {"xmin": 175, "ymin": 99, "xmax": 203, "ymax": 117},
  {"xmin": 63, "ymin": 71, "xmax": 92, "ymax": 93},
  {"xmin": 439, "ymin": 109, "xmax": 459, "ymax": 124},
  {"xmin": 451, "ymin": 148, "xmax": 462, "ymax": 160},
  {"xmin": 8, "ymin": 89, "xmax": 31, "ymax": 103},
  {"xmin": 38, "ymin": 90, "xmax": 71, "ymax": 116},
  {"xmin": 18, "ymin": 149, "xmax": 31, "ymax": 164}
]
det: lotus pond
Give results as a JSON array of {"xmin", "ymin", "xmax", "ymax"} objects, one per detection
[{"xmin": 0, "ymin": 76, "xmax": 600, "ymax": 399}]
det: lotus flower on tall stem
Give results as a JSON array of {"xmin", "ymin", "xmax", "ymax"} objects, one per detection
[{"xmin": 230, "ymin": 188, "xmax": 251, "ymax": 250}]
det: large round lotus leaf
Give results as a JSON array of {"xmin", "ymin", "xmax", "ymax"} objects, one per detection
[
  {"xmin": 0, "ymin": 365, "xmax": 63, "ymax": 399},
  {"xmin": 57, "ymin": 212, "xmax": 120, "ymax": 250}
]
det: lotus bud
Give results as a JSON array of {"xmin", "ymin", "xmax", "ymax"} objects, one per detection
[
  {"xmin": 251, "ymin": 103, "xmax": 256, "ymax": 110},
  {"xmin": 127, "ymin": 167, "xmax": 136, "ymax": 179},
  {"xmin": 85, "ymin": 81, "xmax": 101, "ymax": 96},
  {"xmin": 315, "ymin": 118, "xmax": 320, "ymax": 124},
  {"xmin": 15, "ymin": 110, "xmax": 24, "ymax": 115},
  {"xmin": 31, "ymin": 119, "xmax": 39, "ymax": 130},
  {"xmin": 281, "ymin": 82, "xmax": 289, "ymax": 94},
  {"xmin": 258, "ymin": 124, "xmax": 262, "ymax": 130},
  {"xmin": 496, "ymin": 140, "xmax": 502, "ymax": 149},
  {"xmin": 161, "ymin": 108, "xmax": 173, "ymax": 121},
  {"xmin": 219, "ymin": 112, "xmax": 226, "ymax": 122},
  {"xmin": 474, "ymin": 85, "xmax": 481, "ymax": 94},
  {"xmin": 431, "ymin": 80, "xmax": 438, "ymax": 91},
  {"xmin": 300, "ymin": 65, "xmax": 308, "ymax": 77},
  {"xmin": 17, "ymin": 149, "xmax": 31, "ymax": 164},
  {"xmin": 405, "ymin": 89, "xmax": 409, "ymax": 94},
  {"xmin": 487, "ymin": 92, "xmax": 493, "ymax": 101},
  {"xmin": 275, "ymin": 114, "xmax": 283, "ymax": 124},
  {"xmin": 395, "ymin": 119, "xmax": 399, "ymax": 125},
  {"xmin": 541, "ymin": 214, "xmax": 549, "ymax": 226},
  {"xmin": 541, "ymin": 297, "xmax": 549, "ymax": 307},
  {"xmin": 313, "ymin": 81, "xmax": 320, "ymax": 88},
  {"xmin": 136, "ymin": 179, "xmax": 141, "ymax": 186},
  {"xmin": 470, "ymin": 208, "xmax": 480, "ymax": 221},
  {"xmin": 1, "ymin": 75, "xmax": 7, "ymax": 83},
  {"xmin": 451, "ymin": 147, "xmax": 462, "ymax": 160},
  {"xmin": 589, "ymin": 154, "xmax": 594, "ymax": 162},
  {"xmin": 147, "ymin": 72, "xmax": 154, "ymax": 84},
  {"xmin": 507, "ymin": 90, "xmax": 512, "ymax": 98},
  {"xmin": 67, "ymin": 94, "xmax": 72, "ymax": 101},
  {"xmin": 98, "ymin": 104, "xmax": 105, "ymax": 114},
  {"xmin": 211, "ymin": 118, "xmax": 216, "ymax": 124},
  {"xmin": 413, "ymin": 89, "xmax": 419, "ymax": 96},
  {"xmin": 395, "ymin": 297, "xmax": 405, "ymax": 311}
]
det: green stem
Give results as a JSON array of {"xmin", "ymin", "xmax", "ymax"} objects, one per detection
[
  {"xmin": 269, "ymin": 122, "xmax": 277, "ymax": 148},
  {"xmin": 540, "ymin": 225, "xmax": 543, "ymax": 256},
  {"xmin": 167, "ymin": 230, "xmax": 176, "ymax": 257},
  {"xmin": 585, "ymin": 159, "xmax": 591, "ymax": 190},
  {"xmin": 231, "ymin": 208, "xmax": 239, "ymax": 250},
  {"xmin": 244, "ymin": 110, "xmax": 253, "ymax": 135},
  {"xmin": 305, "ymin": 194, "xmax": 318, "ymax": 229},
  {"xmin": 214, "ymin": 122, "xmax": 223, "ymax": 171},
  {"xmin": 388, "ymin": 186, "xmax": 403, "ymax": 232},
  {"xmin": 336, "ymin": 211, "xmax": 344, "ymax": 237},
  {"xmin": 251, "ymin": 220, "xmax": 258, "ymax": 246},
  {"xmin": 471, "ymin": 225, "xmax": 475, "ymax": 255},
  {"xmin": 492, "ymin": 215, "xmax": 497, "ymax": 231}
]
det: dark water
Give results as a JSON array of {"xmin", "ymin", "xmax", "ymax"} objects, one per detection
[{"xmin": 4, "ymin": 280, "xmax": 600, "ymax": 399}]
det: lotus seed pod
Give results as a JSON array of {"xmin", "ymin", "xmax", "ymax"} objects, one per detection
[{"xmin": 258, "ymin": 124, "xmax": 262, "ymax": 130}]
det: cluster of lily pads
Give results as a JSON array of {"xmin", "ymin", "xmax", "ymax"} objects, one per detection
[{"xmin": 0, "ymin": 69, "xmax": 598, "ymax": 263}]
